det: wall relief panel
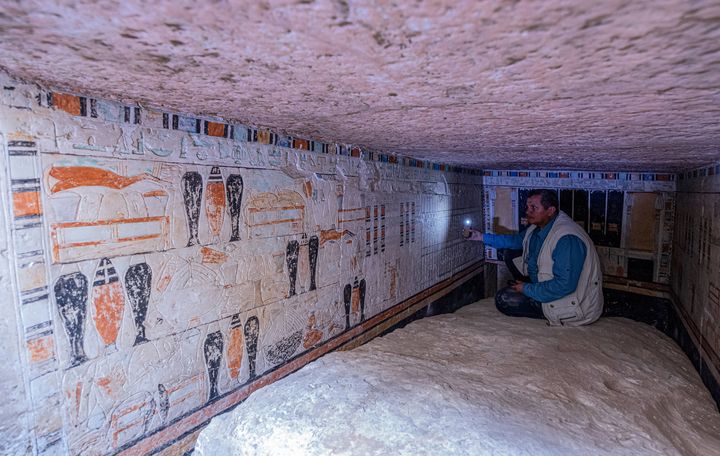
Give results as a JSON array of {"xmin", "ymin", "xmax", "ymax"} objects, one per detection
[{"xmin": 0, "ymin": 77, "xmax": 483, "ymax": 455}]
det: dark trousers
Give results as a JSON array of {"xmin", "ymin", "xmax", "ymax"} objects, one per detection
[
  {"xmin": 495, "ymin": 287, "xmax": 545, "ymax": 319},
  {"xmin": 495, "ymin": 248, "xmax": 544, "ymax": 320}
]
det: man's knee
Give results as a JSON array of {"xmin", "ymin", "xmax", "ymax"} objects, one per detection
[{"xmin": 495, "ymin": 287, "xmax": 545, "ymax": 320}]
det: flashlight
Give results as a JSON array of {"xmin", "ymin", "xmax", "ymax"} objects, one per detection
[{"xmin": 463, "ymin": 219, "xmax": 472, "ymax": 239}]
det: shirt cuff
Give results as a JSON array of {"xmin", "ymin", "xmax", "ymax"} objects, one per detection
[
  {"xmin": 523, "ymin": 282, "xmax": 541, "ymax": 302},
  {"xmin": 467, "ymin": 230, "xmax": 483, "ymax": 241}
]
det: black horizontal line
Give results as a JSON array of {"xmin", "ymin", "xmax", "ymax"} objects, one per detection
[
  {"xmin": 15, "ymin": 222, "xmax": 42, "ymax": 229},
  {"xmin": 21, "ymin": 286, "xmax": 48, "ymax": 296},
  {"xmin": 25, "ymin": 320, "xmax": 52, "ymax": 332},
  {"xmin": 8, "ymin": 150, "xmax": 37, "ymax": 156},
  {"xmin": 11, "ymin": 178, "xmax": 40, "ymax": 185},
  {"xmin": 26, "ymin": 329, "xmax": 53, "ymax": 339},
  {"xmin": 11, "ymin": 186, "xmax": 41, "ymax": 193},
  {"xmin": 22, "ymin": 293, "xmax": 49, "ymax": 305},
  {"xmin": 14, "ymin": 214, "xmax": 41, "ymax": 221},
  {"xmin": 17, "ymin": 250, "xmax": 44, "ymax": 258}
]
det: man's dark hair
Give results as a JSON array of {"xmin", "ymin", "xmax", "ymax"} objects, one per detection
[{"xmin": 528, "ymin": 189, "xmax": 558, "ymax": 211}]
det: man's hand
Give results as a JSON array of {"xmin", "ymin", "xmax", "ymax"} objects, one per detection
[
  {"xmin": 463, "ymin": 228, "xmax": 482, "ymax": 241},
  {"xmin": 510, "ymin": 280, "xmax": 524, "ymax": 294}
]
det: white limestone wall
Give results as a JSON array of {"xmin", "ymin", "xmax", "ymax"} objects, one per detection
[
  {"xmin": 0, "ymin": 73, "xmax": 483, "ymax": 455},
  {"xmin": 674, "ymin": 165, "xmax": 720, "ymax": 381}
]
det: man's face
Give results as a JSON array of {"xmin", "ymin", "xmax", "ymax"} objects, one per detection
[{"xmin": 526, "ymin": 195, "xmax": 556, "ymax": 227}]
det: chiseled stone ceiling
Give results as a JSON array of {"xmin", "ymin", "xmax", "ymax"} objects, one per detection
[{"xmin": 0, "ymin": 0, "xmax": 718, "ymax": 171}]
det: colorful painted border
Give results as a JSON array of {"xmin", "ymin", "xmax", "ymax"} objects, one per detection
[
  {"xmin": 40, "ymin": 90, "xmax": 483, "ymax": 176},
  {"xmin": 3, "ymin": 137, "xmax": 66, "ymax": 454},
  {"xmin": 483, "ymin": 169, "xmax": 676, "ymax": 182},
  {"xmin": 678, "ymin": 162, "xmax": 720, "ymax": 181}
]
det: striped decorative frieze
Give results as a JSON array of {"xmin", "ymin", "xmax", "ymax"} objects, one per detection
[
  {"xmin": 678, "ymin": 162, "xmax": 720, "ymax": 181},
  {"xmin": 483, "ymin": 169, "xmax": 675, "ymax": 181},
  {"xmin": 38, "ymin": 89, "xmax": 482, "ymax": 176},
  {"xmin": 483, "ymin": 169, "xmax": 676, "ymax": 192},
  {"xmin": 3, "ymin": 137, "xmax": 66, "ymax": 454}
]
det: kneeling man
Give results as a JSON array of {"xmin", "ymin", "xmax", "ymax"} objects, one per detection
[{"xmin": 464, "ymin": 189, "xmax": 603, "ymax": 326}]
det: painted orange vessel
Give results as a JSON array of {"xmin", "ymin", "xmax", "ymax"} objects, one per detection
[
  {"xmin": 227, "ymin": 314, "xmax": 244, "ymax": 379},
  {"xmin": 205, "ymin": 167, "xmax": 226, "ymax": 240},
  {"xmin": 92, "ymin": 258, "xmax": 125, "ymax": 348}
]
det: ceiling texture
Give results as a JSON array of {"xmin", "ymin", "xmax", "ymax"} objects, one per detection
[{"xmin": 0, "ymin": 0, "xmax": 718, "ymax": 171}]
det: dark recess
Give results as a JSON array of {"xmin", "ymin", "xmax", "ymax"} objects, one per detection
[{"xmin": 627, "ymin": 258, "xmax": 654, "ymax": 282}]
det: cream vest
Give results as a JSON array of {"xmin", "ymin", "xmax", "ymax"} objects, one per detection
[{"xmin": 513, "ymin": 211, "xmax": 604, "ymax": 326}]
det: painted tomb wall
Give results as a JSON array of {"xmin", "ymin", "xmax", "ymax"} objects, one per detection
[
  {"xmin": 0, "ymin": 73, "xmax": 484, "ymax": 455},
  {"xmin": 0, "ymin": 144, "xmax": 33, "ymax": 454},
  {"xmin": 483, "ymin": 171, "xmax": 675, "ymax": 284},
  {"xmin": 674, "ymin": 163, "xmax": 720, "ymax": 393}
]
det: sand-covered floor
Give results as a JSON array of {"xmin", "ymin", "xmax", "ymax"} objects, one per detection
[{"xmin": 195, "ymin": 298, "xmax": 720, "ymax": 455}]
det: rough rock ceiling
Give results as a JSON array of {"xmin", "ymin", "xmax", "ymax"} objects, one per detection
[{"xmin": 0, "ymin": 0, "xmax": 718, "ymax": 171}]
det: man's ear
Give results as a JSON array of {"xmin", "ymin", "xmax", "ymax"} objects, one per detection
[{"xmin": 549, "ymin": 206, "xmax": 558, "ymax": 217}]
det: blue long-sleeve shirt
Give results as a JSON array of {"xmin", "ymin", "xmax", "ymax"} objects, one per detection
[{"xmin": 484, "ymin": 217, "xmax": 587, "ymax": 303}]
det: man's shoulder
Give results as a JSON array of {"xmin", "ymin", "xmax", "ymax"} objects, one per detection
[
  {"xmin": 556, "ymin": 233, "xmax": 584, "ymax": 243},
  {"xmin": 550, "ymin": 215, "xmax": 591, "ymax": 242}
]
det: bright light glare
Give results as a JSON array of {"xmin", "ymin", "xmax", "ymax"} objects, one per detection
[{"xmin": 464, "ymin": 219, "xmax": 471, "ymax": 226}]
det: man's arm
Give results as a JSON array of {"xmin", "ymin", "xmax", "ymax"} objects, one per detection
[
  {"xmin": 464, "ymin": 229, "xmax": 525, "ymax": 250},
  {"xmin": 523, "ymin": 235, "xmax": 586, "ymax": 302}
]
